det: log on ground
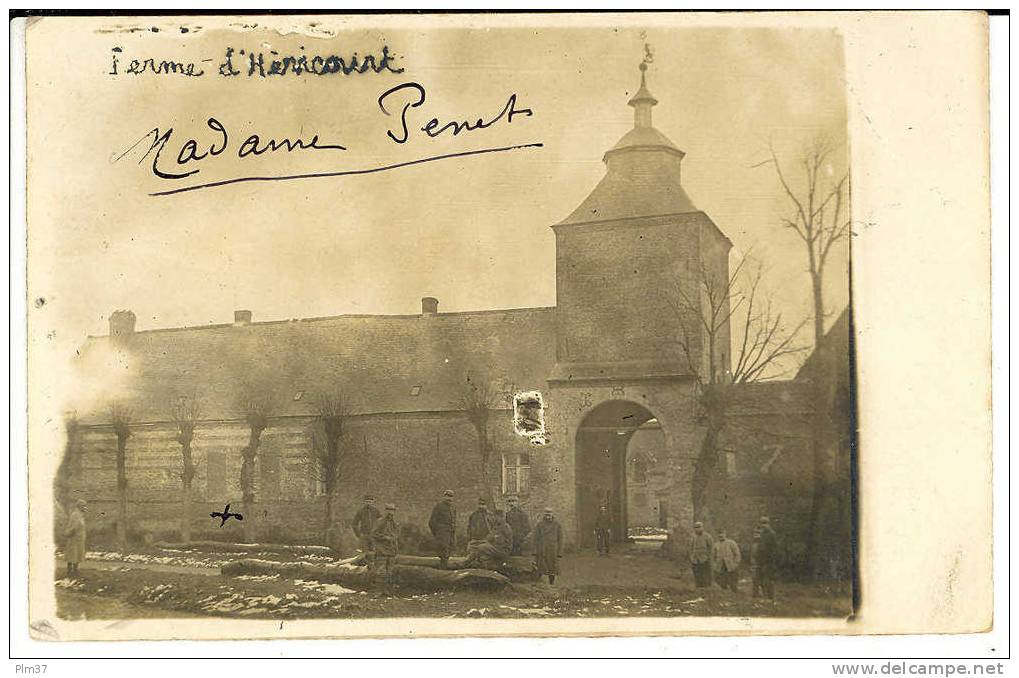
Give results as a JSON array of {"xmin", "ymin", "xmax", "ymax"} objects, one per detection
[
  {"xmin": 154, "ymin": 541, "xmax": 334, "ymax": 555},
  {"xmin": 394, "ymin": 555, "xmax": 539, "ymax": 581},
  {"xmin": 221, "ymin": 557, "xmax": 511, "ymax": 591}
]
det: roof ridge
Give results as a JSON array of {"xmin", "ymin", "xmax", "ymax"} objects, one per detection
[{"xmin": 86, "ymin": 305, "xmax": 558, "ymax": 339}]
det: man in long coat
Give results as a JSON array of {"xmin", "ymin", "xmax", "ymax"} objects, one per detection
[
  {"xmin": 428, "ymin": 489, "xmax": 457, "ymax": 568},
  {"xmin": 532, "ymin": 507, "xmax": 562, "ymax": 585},
  {"xmin": 63, "ymin": 499, "xmax": 87, "ymax": 578},
  {"xmin": 712, "ymin": 529, "xmax": 741, "ymax": 592},
  {"xmin": 505, "ymin": 496, "xmax": 530, "ymax": 556},
  {"xmin": 689, "ymin": 521, "xmax": 714, "ymax": 588},
  {"xmin": 352, "ymin": 494, "xmax": 382, "ymax": 553}
]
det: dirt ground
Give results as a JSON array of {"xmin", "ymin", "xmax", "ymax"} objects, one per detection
[{"xmin": 55, "ymin": 547, "xmax": 853, "ymax": 621}]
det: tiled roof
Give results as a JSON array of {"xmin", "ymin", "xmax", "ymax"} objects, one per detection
[
  {"xmin": 74, "ymin": 307, "xmax": 556, "ymax": 424},
  {"xmin": 605, "ymin": 127, "xmax": 682, "ymax": 156},
  {"xmin": 559, "ymin": 124, "xmax": 697, "ymax": 226}
]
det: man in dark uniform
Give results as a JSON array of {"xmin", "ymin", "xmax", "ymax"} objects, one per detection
[
  {"xmin": 352, "ymin": 494, "xmax": 381, "ymax": 553},
  {"xmin": 428, "ymin": 489, "xmax": 457, "ymax": 569},
  {"xmin": 505, "ymin": 495, "xmax": 530, "ymax": 556},
  {"xmin": 756, "ymin": 516, "xmax": 778, "ymax": 600},
  {"xmin": 750, "ymin": 527, "xmax": 764, "ymax": 597}
]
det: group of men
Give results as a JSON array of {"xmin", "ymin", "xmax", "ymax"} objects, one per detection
[
  {"xmin": 352, "ymin": 491, "xmax": 565, "ymax": 585},
  {"xmin": 689, "ymin": 516, "xmax": 779, "ymax": 599}
]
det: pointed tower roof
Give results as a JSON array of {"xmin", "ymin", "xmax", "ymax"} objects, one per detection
[{"xmin": 559, "ymin": 62, "xmax": 697, "ymax": 226}]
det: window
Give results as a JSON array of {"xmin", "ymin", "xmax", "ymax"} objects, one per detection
[
  {"xmin": 502, "ymin": 453, "xmax": 530, "ymax": 495},
  {"xmin": 206, "ymin": 450, "xmax": 227, "ymax": 501}
]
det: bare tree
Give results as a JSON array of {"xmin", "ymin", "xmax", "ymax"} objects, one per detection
[
  {"xmin": 305, "ymin": 391, "xmax": 348, "ymax": 552},
  {"xmin": 757, "ymin": 137, "xmax": 851, "ymax": 576},
  {"xmin": 237, "ymin": 388, "xmax": 274, "ymax": 543},
  {"xmin": 454, "ymin": 373, "xmax": 497, "ymax": 506},
  {"xmin": 670, "ymin": 255, "xmax": 805, "ymax": 522},
  {"xmin": 170, "ymin": 393, "xmax": 201, "ymax": 544},
  {"xmin": 109, "ymin": 403, "xmax": 133, "ymax": 550}
]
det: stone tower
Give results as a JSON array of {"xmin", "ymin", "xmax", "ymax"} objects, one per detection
[
  {"xmin": 542, "ymin": 63, "xmax": 734, "ymax": 546},
  {"xmin": 550, "ymin": 63, "xmax": 732, "ymax": 383}
]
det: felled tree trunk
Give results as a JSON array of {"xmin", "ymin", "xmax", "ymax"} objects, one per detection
[
  {"xmin": 394, "ymin": 555, "xmax": 538, "ymax": 582},
  {"xmin": 221, "ymin": 557, "xmax": 510, "ymax": 592},
  {"xmin": 153, "ymin": 540, "xmax": 334, "ymax": 555}
]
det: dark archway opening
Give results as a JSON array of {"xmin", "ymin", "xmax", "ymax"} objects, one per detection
[{"xmin": 574, "ymin": 400, "xmax": 663, "ymax": 548}]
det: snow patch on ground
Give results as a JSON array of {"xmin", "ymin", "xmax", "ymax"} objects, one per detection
[
  {"xmin": 87, "ymin": 550, "xmax": 221, "ymax": 569},
  {"xmin": 55, "ymin": 578, "xmax": 84, "ymax": 589},
  {"xmin": 234, "ymin": 574, "xmax": 280, "ymax": 582},
  {"xmin": 498, "ymin": 605, "xmax": 551, "ymax": 616},
  {"xmin": 293, "ymin": 579, "xmax": 357, "ymax": 595}
]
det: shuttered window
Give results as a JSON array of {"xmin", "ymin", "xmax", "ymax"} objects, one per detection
[{"xmin": 502, "ymin": 453, "xmax": 530, "ymax": 495}]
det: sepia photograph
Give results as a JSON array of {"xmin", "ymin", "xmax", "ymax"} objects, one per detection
[{"xmin": 17, "ymin": 11, "xmax": 994, "ymax": 646}]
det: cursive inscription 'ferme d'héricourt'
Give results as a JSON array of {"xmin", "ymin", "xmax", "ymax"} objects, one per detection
[{"xmin": 117, "ymin": 81, "xmax": 536, "ymax": 189}]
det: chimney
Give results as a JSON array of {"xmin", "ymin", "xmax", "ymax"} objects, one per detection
[
  {"xmin": 234, "ymin": 309, "xmax": 253, "ymax": 326},
  {"xmin": 108, "ymin": 310, "xmax": 136, "ymax": 339},
  {"xmin": 421, "ymin": 297, "xmax": 439, "ymax": 315}
]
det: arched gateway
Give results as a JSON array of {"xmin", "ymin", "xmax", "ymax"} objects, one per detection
[{"xmin": 574, "ymin": 400, "xmax": 664, "ymax": 547}]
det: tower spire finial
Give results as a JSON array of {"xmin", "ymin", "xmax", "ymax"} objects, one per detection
[{"xmin": 628, "ymin": 60, "xmax": 658, "ymax": 129}]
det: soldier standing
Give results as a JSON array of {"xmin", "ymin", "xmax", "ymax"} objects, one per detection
[
  {"xmin": 466, "ymin": 498, "xmax": 490, "ymax": 545},
  {"xmin": 505, "ymin": 495, "xmax": 530, "ymax": 556},
  {"xmin": 352, "ymin": 494, "xmax": 381, "ymax": 553},
  {"xmin": 712, "ymin": 529, "xmax": 742, "ymax": 592},
  {"xmin": 369, "ymin": 504, "xmax": 400, "ymax": 593},
  {"xmin": 532, "ymin": 507, "xmax": 563, "ymax": 585},
  {"xmin": 756, "ymin": 516, "xmax": 778, "ymax": 600},
  {"xmin": 594, "ymin": 505, "xmax": 612, "ymax": 556},
  {"xmin": 750, "ymin": 527, "xmax": 764, "ymax": 597},
  {"xmin": 689, "ymin": 521, "xmax": 714, "ymax": 588},
  {"xmin": 428, "ymin": 489, "xmax": 457, "ymax": 569},
  {"xmin": 63, "ymin": 499, "xmax": 87, "ymax": 578}
]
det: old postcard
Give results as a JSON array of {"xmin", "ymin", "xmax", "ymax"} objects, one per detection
[{"xmin": 21, "ymin": 11, "xmax": 991, "ymax": 641}]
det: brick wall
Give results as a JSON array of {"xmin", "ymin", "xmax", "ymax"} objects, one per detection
[
  {"xmin": 67, "ymin": 408, "xmax": 551, "ymax": 550},
  {"xmin": 554, "ymin": 214, "xmax": 713, "ymax": 366}
]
